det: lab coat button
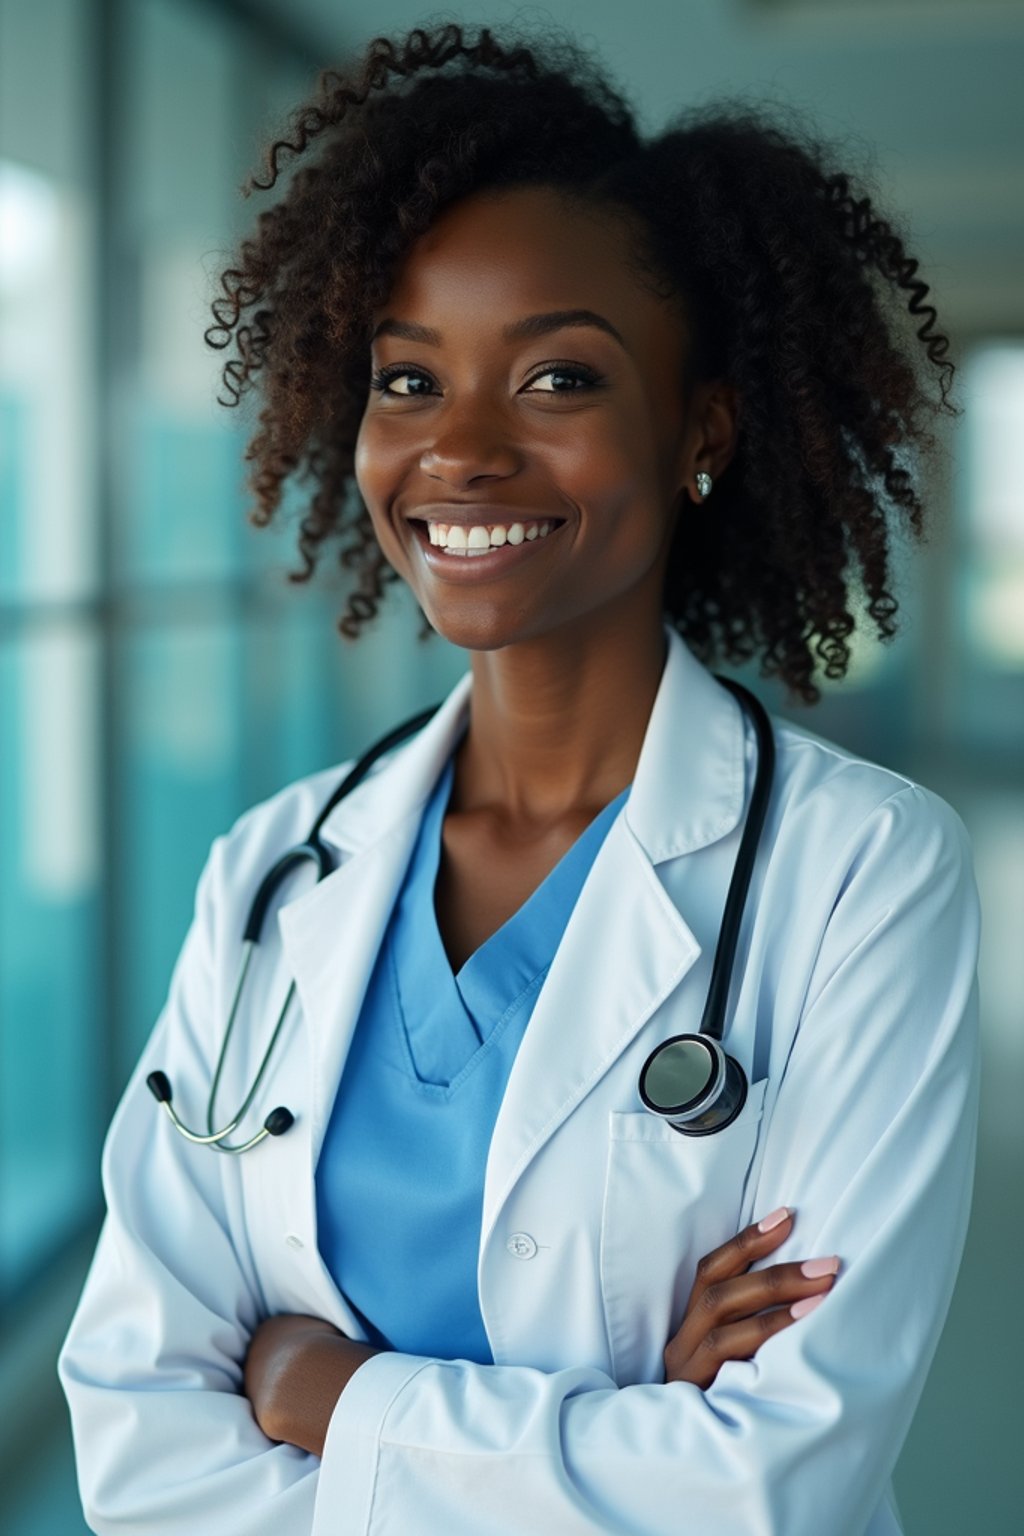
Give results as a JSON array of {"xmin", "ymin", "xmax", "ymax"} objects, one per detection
[
  {"xmin": 284, "ymin": 1233, "xmax": 304, "ymax": 1250},
  {"xmin": 506, "ymin": 1232, "xmax": 537, "ymax": 1260}
]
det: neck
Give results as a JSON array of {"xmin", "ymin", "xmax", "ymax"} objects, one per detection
[{"xmin": 450, "ymin": 611, "xmax": 668, "ymax": 825}]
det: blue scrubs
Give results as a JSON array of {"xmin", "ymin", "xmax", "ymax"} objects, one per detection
[{"xmin": 315, "ymin": 741, "xmax": 631, "ymax": 1364}]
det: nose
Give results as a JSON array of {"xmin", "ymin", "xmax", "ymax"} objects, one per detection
[{"xmin": 419, "ymin": 404, "xmax": 522, "ymax": 488}]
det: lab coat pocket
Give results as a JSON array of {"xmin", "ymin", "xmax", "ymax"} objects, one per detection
[{"xmin": 600, "ymin": 1074, "xmax": 769, "ymax": 1386}]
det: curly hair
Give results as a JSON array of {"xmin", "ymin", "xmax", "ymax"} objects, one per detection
[{"xmin": 204, "ymin": 18, "xmax": 959, "ymax": 706}]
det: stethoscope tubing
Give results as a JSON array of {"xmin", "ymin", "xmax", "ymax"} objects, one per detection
[{"xmin": 698, "ymin": 678, "xmax": 775, "ymax": 1044}]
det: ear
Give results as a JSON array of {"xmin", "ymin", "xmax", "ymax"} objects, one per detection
[{"xmin": 682, "ymin": 379, "xmax": 741, "ymax": 504}]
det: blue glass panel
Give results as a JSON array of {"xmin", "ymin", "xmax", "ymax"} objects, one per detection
[
  {"xmin": 117, "ymin": 403, "xmax": 247, "ymax": 584},
  {"xmin": 113, "ymin": 0, "xmax": 249, "ymax": 587},
  {"xmin": 0, "ymin": 628, "xmax": 103, "ymax": 1300},
  {"xmin": 242, "ymin": 598, "xmax": 351, "ymax": 799},
  {"xmin": 0, "ymin": 159, "xmax": 98, "ymax": 602},
  {"xmin": 0, "ymin": 387, "xmax": 26, "ymax": 596},
  {"xmin": 953, "ymin": 341, "xmax": 1024, "ymax": 751},
  {"xmin": 240, "ymin": 577, "xmax": 471, "ymax": 804},
  {"xmin": 117, "ymin": 619, "xmax": 243, "ymax": 1082}
]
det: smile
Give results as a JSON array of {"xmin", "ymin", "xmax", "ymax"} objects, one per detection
[
  {"xmin": 407, "ymin": 518, "xmax": 566, "ymax": 579},
  {"xmin": 428, "ymin": 519, "xmax": 558, "ymax": 552}
]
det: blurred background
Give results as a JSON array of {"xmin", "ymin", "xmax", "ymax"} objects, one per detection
[{"xmin": 1, "ymin": 0, "xmax": 1021, "ymax": 1531}]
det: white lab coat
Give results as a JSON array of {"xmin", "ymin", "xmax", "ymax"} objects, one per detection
[{"xmin": 58, "ymin": 623, "xmax": 981, "ymax": 1536}]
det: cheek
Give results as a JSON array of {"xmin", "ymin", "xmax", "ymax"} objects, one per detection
[
  {"xmin": 556, "ymin": 426, "xmax": 667, "ymax": 542},
  {"xmin": 353, "ymin": 418, "xmax": 386, "ymax": 504},
  {"xmin": 352, "ymin": 423, "xmax": 407, "ymax": 567}
]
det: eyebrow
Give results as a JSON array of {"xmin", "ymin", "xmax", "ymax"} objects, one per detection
[{"xmin": 369, "ymin": 308, "xmax": 627, "ymax": 351}]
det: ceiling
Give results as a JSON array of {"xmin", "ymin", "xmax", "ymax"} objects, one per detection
[{"xmin": 252, "ymin": 0, "xmax": 1024, "ymax": 329}]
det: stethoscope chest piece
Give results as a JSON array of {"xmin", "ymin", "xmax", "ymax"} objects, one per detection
[
  {"xmin": 634, "ymin": 675, "xmax": 773, "ymax": 1139},
  {"xmin": 638, "ymin": 1033, "xmax": 749, "ymax": 1137}
]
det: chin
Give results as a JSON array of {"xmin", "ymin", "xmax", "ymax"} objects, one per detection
[{"xmin": 421, "ymin": 602, "xmax": 540, "ymax": 655}]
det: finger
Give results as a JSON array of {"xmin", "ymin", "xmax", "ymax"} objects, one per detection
[
  {"xmin": 695, "ymin": 1298, "xmax": 816, "ymax": 1376},
  {"xmin": 685, "ymin": 1208, "xmax": 794, "ymax": 1311},
  {"xmin": 697, "ymin": 1259, "xmax": 840, "ymax": 1330}
]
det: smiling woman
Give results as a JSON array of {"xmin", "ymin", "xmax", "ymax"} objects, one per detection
[{"xmin": 58, "ymin": 17, "xmax": 979, "ymax": 1536}]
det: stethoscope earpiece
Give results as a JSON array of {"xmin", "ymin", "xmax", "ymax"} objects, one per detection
[
  {"xmin": 263, "ymin": 1107, "xmax": 294, "ymax": 1137},
  {"xmin": 146, "ymin": 1070, "xmax": 172, "ymax": 1104}
]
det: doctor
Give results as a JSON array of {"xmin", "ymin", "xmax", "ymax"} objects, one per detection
[{"xmin": 59, "ymin": 25, "xmax": 981, "ymax": 1536}]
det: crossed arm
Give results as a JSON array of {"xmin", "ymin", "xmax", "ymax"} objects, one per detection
[{"xmin": 242, "ymin": 1199, "xmax": 841, "ymax": 1457}]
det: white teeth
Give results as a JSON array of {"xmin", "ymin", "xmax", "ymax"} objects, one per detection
[{"xmin": 427, "ymin": 519, "xmax": 558, "ymax": 552}]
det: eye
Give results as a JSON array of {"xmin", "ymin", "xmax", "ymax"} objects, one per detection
[
  {"xmin": 524, "ymin": 363, "xmax": 604, "ymax": 394},
  {"xmin": 368, "ymin": 365, "xmax": 433, "ymax": 396}
]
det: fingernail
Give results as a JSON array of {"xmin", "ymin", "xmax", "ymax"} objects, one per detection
[
  {"xmin": 791, "ymin": 1293, "xmax": 826, "ymax": 1319},
  {"xmin": 757, "ymin": 1206, "xmax": 791, "ymax": 1233},
  {"xmin": 800, "ymin": 1256, "xmax": 840, "ymax": 1278}
]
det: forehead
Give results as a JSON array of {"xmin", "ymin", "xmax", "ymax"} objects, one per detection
[{"xmin": 375, "ymin": 185, "xmax": 687, "ymax": 359}]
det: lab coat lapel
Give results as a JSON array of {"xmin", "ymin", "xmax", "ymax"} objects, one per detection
[
  {"xmin": 480, "ymin": 625, "xmax": 748, "ymax": 1244},
  {"xmin": 242, "ymin": 826, "xmax": 434, "ymax": 1333},
  {"xmin": 276, "ymin": 666, "xmax": 474, "ymax": 1165},
  {"xmin": 478, "ymin": 819, "xmax": 701, "ymax": 1246}
]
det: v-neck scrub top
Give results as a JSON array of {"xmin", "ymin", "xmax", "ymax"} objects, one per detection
[{"xmin": 315, "ymin": 743, "xmax": 632, "ymax": 1365}]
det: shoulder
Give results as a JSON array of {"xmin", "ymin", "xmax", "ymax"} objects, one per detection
[
  {"xmin": 762, "ymin": 708, "xmax": 976, "ymax": 916},
  {"xmin": 768, "ymin": 708, "xmax": 969, "ymax": 838},
  {"xmin": 745, "ymin": 713, "xmax": 980, "ymax": 1080}
]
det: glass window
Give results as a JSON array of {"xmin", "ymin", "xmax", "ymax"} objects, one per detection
[
  {"xmin": 960, "ymin": 343, "xmax": 1024, "ymax": 665},
  {"xmin": 954, "ymin": 340, "xmax": 1024, "ymax": 752},
  {"xmin": 0, "ymin": 626, "xmax": 103, "ymax": 1301},
  {"xmin": 117, "ymin": 616, "xmax": 244, "ymax": 1077},
  {"xmin": 114, "ymin": 0, "xmax": 250, "ymax": 587},
  {"xmin": 0, "ymin": 0, "xmax": 100, "ymax": 1307},
  {"xmin": 0, "ymin": 166, "xmax": 97, "ymax": 606}
]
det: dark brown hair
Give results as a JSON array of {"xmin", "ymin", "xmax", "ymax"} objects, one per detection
[{"xmin": 205, "ymin": 19, "xmax": 958, "ymax": 705}]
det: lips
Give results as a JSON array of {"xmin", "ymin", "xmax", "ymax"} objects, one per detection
[{"xmin": 405, "ymin": 511, "xmax": 567, "ymax": 529}]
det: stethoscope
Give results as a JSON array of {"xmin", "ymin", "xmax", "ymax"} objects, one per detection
[{"xmin": 148, "ymin": 676, "xmax": 773, "ymax": 1151}]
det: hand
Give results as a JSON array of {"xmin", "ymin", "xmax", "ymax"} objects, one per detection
[
  {"xmin": 243, "ymin": 1313, "xmax": 382, "ymax": 1456},
  {"xmin": 663, "ymin": 1208, "xmax": 841, "ymax": 1390}
]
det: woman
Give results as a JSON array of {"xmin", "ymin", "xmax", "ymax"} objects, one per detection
[{"xmin": 59, "ymin": 21, "xmax": 980, "ymax": 1536}]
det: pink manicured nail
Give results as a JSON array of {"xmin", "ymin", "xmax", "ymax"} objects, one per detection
[
  {"xmin": 791, "ymin": 1293, "xmax": 826, "ymax": 1319},
  {"xmin": 757, "ymin": 1206, "xmax": 791, "ymax": 1233},
  {"xmin": 800, "ymin": 1256, "xmax": 840, "ymax": 1278}
]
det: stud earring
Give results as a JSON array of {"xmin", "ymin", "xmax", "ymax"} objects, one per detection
[{"xmin": 695, "ymin": 472, "xmax": 713, "ymax": 499}]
